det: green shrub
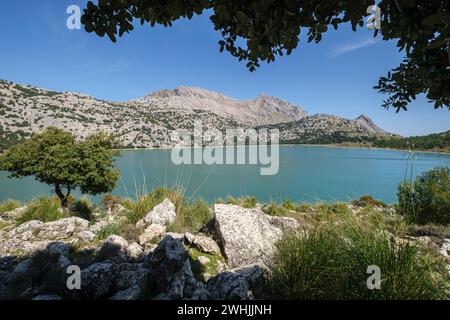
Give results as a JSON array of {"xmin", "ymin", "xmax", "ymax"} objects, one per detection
[
  {"xmin": 95, "ymin": 220, "xmax": 140, "ymax": 242},
  {"xmin": 282, "ymin": 200, "xmax": 296, "ymax": 211},
  {"xmin": 95, "ymin": 223, "xmax": 123, "ymax": 240},
  {"xmin": 71, "ymin": 196, "xmax": 94, "ymax": 221},
  {"xmin": 119, "ymin": 198, "xmax": 135, "ymax": 211},
  {"xmin": 186, "ymin": 246, "xmax": 224, "ymax": 281},
  {"xmin": 263, "ymin": 203, "xmax": 287, "ymax": 217},
  {"xmin": 398, "ymin": 167, "xmax": 450, "ymax": 225},
  {"xmin": 17, "ymin": 197, "xmax": 68, "ymax": 224},
  {"xmin": 241, "ymin": 196, "xmax": 257, "ymax": 208},
  {"xmin": 0, "ymin": 199, "xmax": 21, "ymax": 213},
  {"xmin": 266, "ymin": 221, "xmax": 449, "ymax": 300},
  {"xmin": 352, "ymin": 195, "xmax": 385, "ymax": 207},
  {"xmin": 404, "ymin": 223, "xmax": 450, "ymax": 239},
  {"xmin": 102, "ymin": 194, "xmax": 121, "ymax": 210},
  {"xmin": 225, "ymin": 195, "xmax": 239, "ymax": 205}
]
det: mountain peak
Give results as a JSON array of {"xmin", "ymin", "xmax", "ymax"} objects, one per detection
[
  {"xmin": 352, "ymin": 114, "xmax": 386, "ymax": 134},
  {"xmin": 139, "ymin": 86, "xmax": 307, "ymax": 125},
  {"xmin": 149, "ymin": 86, "xmax": 232, "ymax": 101},
  {"xmin": 356, "ymin": 114, "xmax": 373, "ymax": 122}
]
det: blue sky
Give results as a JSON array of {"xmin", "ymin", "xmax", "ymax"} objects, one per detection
[{"xmin": 0, "ymin": 0, "xmax": 448, "ymax": 136}]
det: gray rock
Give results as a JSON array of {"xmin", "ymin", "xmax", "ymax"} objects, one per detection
[
  {"xmin": 184, "ymin": 232, "xmax": 196, "ymax": 244},
  {"xmin": 439, "ymin": 239, "xmax": 450, "ymax": 259},
  {"xmin": 191, "ymin": 235, "xmax": 221, "ymax": 255},
  {"xmin": 12, "ymin": 258, "xmax": 33, "ymax": 275},
  {"xmin": 109, "ymin": 285, "xmax": 141, "ymax": 300},
  {"xmin": 136, "ymin": 198, "xmax": 176, "ymax": 228},
  {"xmin": 197, "ymin": 256, "xmax": 210, "ymax": 266},
  {"xmin": 143, "ymin": 243, "xmax": 158, "ymax": 254},
  {"xmin": 77, "ymin": 230, "xmax": 96, "ymax": 242},
  {"xmin": 1, "ymin": 206, "xmax": 27, "ymax": 220},
  {"xmin": 89, "ymin": 220, "xmax": 109, "ymax": 234},
  {"xmin": 214, "ymin": 204, "xmax": 294, "ymax": 268},
  {"xmin": 79, "ymin": 262, "xmax": 116, "ymax": 299},
  {"xmin": 270, "ymin": 216, "xmax": 299, "ymax": 230},
  {"xmin": 231, "ymin": 264, "xmax": 268, "ymax": 295},
  {"xmin": 115, "ymin": 263, "xmax": 149, "ymax": 291},
  {"xmin": 202, "ymin": 272, "xmax": 212, "ymax": 282},
  {"xmin": 7, "ymin": 220, "xmax": 44, "ymax": 241},
  {"xmin": 97, "ymin": 235, "xmax": 129, "ymax": 262},
  {"xmin": 139, "ymin": 224, "xmax": 166, "ymax": 245},
  {"xmin": 148, "ymin": 236, "xmax": 209, "ymax": 299},
  {"xmin": 162, "ymin": 232, "xmax": 185, "ymax": 241},
  {"xmin": 57, "ymin": 255, "xmax": 72, "ymax": 269},
  {"xmin": 206, "ymin": 272, "xmax": 248, "ymax": 300},
  {"xmin": 46, "ymin": 242, "xmax": 71, "ymax": 256},
  {"xmin": 148, "ymin": 236, "xmax": 187, "ymax": 292},
  {"xmin": 127, "ymin": 242, "xmax": 144, "ymax": 260},
  {"xmin": 0, "ymin": 238, "xmax": 52, "ymax": 258},
  {"xmin": 7, "ymin": 217, "xmax": 89, "ymax": 242},
  {"xmin": 32, "ymin": 295, "xmax": 62, "ymax": 300},
  {"xmin": 34, "ymin": 217, "xmax": 90, "ymax": 241}
]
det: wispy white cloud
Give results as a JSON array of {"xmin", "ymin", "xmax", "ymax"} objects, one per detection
[
  {"xmin": 82, "ymin": 61, "xmax": 132, "ymax": 76},
  {"xmin": 331, "ymin": 38, "xmax": 378, "ymax": 56}
]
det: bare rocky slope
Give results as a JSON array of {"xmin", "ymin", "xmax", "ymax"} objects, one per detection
[{"xmin": 0, "ymin": 79, "xmax": 392, "ymax": 150}]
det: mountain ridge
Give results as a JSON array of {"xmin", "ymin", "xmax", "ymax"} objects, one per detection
[{"xmin": 0, "ymin": 79, "xmax": 392, "ymax": 150}]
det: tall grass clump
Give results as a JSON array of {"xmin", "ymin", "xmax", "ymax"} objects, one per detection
[
  {"xmin": 398, "ymin": 166, "xmax": 450, "ymax": 225},
  {"xmin": 16, "ymin": 197, "xmax": 68, "ymax": 224},
  {"xmin": 263, "ymin": 203, "xmax": 288, "ymax": 217},
  {"xmin": 126, "ymin": 187, "xmax": 184, "ymax": 225},
  {"xmin": 168, "ymin": 199, "xmax": 212, "ymax": 233},
  {"xmin": 71, "ymin": 196, "xmax": 95, "ymax": 221},
  {"xmin": 0, "ymin": 199, "xmax": 21, "ymax": 213},
  {"xmin": 281, "ymin": 200, "xmax": 296, "ymax": 211},
  {"xmin": 226, "ymin": 195, "xmax": 257, "ymax": 208},
  {"xmin": 266, "ymin": 219, "xmax": 449, "ymax": 299}
]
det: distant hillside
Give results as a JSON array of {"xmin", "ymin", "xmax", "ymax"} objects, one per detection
[
  {"xmin": 0, "ymin": 79, "xmax": 393, "ymax": 151},
  {"xmin": 372, "ymin": 131, "xmax": 450, "ymax": 152},
  {"xmin": 268, "ymin": 114, "xmax": 393, "ymax": 145}
]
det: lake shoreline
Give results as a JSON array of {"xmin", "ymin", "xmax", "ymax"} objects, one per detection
[{"xmin": 120, "ymin": 143, "xmax": 450, "ymax": 155}]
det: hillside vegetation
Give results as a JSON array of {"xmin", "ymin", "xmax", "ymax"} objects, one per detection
[
  {"xmin": 0, "ymin": 79, "xmax": 391, "ymax": 151},
  {"xmin": 373, "ymin": 131, "xmax": 450, "ymax": 152}
]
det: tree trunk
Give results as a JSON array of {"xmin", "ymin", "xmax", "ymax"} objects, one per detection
[{"xmin": 55, "ymin": 183, "xmax": 70, "ymax": 210}]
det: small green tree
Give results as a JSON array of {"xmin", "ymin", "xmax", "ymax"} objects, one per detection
[
  {"xmin": 0, "ymin": 127, "xmax": 121, "ymax": 209},
  {"xmin": 398, "ymin": 166, "xmax": 450, "ymax": 224}
]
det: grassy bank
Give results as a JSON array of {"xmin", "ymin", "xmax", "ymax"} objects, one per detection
[{"xmin": 1, "ymin": 188, "xmax": 449, "ymax": 300}]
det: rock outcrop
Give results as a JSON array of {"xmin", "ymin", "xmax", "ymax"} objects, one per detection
[
  {"xmin": 214, "ymin": 204, "xmax": 298, "ymax": 268},
  {"xmin": 0, "ymin": 217, "xmax": 92, "ymax": 258},
  {"xmin": 148, "ymin": 236, "xmax": 210, "ymax": 299},
  {"xmin": 136, "ymin": 198, "xmax": 176, "ymax": 228}
]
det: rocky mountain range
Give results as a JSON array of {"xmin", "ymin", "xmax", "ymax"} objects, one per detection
[{"xmin": 0, "ymin": 79, "xmax": 392, "ymax": 150}]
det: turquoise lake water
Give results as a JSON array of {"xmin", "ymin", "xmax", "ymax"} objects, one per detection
[{"xmin": 1, "ymin": 146, "xmax": 449, "ymax": 204}]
